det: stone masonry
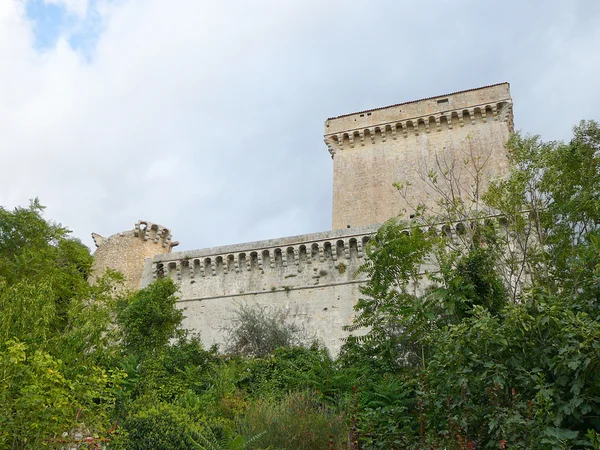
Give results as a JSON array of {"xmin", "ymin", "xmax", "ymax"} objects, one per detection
[
  {"xmin": 325, "ymin": 83, "xmax": 513, "ymax": 228},
  {"xmin": 90, "ymin": 220, "xmax": 178, "ymax": 292},
  {"xmin": 92, "ymin": 83, "xmax": 514, "ymax": 354},
  {"xmin": 140, "ymin": 225, "xmax": 378, "ymax": 354}
]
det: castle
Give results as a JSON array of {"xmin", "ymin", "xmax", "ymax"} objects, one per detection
[{"xmin": 91, "ymin": 83, "xmax": 514, "ymax": 354}]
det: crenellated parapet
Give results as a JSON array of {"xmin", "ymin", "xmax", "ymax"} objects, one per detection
[
  {"xmin": 91, "ymin": 220, "xmax": 178, "ymax": 291},
  {"xmin": 142, "ymin": 225, "xmax": 380, "ymax": 293},
  {"xmin": 133, "ymin": 220, "xmax": 178, "ymax": 249},
  {"xmin": 324, "ymin": 90, "xmax": 513, "ymax": 158},
  {"xmin": 142, "ymin": 214, "xmax": 515, "ymax": 295}
]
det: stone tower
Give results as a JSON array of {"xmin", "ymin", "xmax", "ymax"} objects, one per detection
[
  {"xmin": 324, "ymin": 83, "xmax": 514, "ymax": 229},
  {"xmin": 90, "ymin": 220, "xmax": 178, "ymax": 291}
]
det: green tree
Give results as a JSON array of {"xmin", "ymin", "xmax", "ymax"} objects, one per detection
[
  {"xmin": 117, "ymin": 277, "xmax": 184, "ymax": 357},
  {"xmin": 0, "ymin": 201, "xmax": 125, "ymax": 448},
  {"xmin": 343, "ymin": 121, "xmax": 600, "ymax": 448},
  {"xmin": 0, "ymin": 199, "xmax": 95, "ymax": 344}
]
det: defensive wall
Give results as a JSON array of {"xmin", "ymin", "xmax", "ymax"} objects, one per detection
[
  {"xmin": 93, "ymin": 83, "xmax": 515, "ymax": 355},
  {"xmin": 139, "ymin": 225, "xmax": 378, "ymax": 355},
  {"xmin": 138, "ymin": 215, "xmax": 513, "ymax": 354}
]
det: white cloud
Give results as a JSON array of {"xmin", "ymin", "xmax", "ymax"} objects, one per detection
[{"xmin": 0, "ymin": 0, "xmax": 599, "ymax": 252}]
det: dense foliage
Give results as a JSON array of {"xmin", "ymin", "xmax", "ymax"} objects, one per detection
[
  {"xmin": 1, "ymin": 121, "xmax": 600, "ymax": 449},
  {"xmin": 342, "ymin": 120, "xmax": 600, "ymax": 448}
]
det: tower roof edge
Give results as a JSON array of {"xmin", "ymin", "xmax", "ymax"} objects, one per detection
[{"xmin": 326, "ymin": 82, "xmax": 510, "ymax": 121}]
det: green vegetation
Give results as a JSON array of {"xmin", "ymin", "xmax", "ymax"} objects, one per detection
[
  {"xmin": 222, "ymin": 304, "xmax": 309, "ymax": 358},
  {"xmin": 1, "ymin": 121, "xmax": 600, "ymax": 448}
]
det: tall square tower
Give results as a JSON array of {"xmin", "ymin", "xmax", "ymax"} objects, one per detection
[{"xmin": 324, "ymin": 83, "xmax": 514, "ymax": 229}]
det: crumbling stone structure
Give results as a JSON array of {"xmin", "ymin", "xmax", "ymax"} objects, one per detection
[
  {"xmin": 92, "ymin": 83, "xmax": 514, "ymax": 354},
  {"xmin": 90, "ymin": 221, "xmax": 178, "ymax": 291}
]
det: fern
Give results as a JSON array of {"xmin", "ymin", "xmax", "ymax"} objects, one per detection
[{"xmin": 189, "ymin": 426, "xmax": 266, "ymax": 450}]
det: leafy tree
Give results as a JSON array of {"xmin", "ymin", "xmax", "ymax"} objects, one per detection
[
  {"xmin": 486, "ymin": 120, "xmax": 600, "ymax": 305},
  {"xmin": 342, "ymin": 121, "xmax": 600, "ymax": 448},
  {"xmin": 439, "ymin": 245, "xmax": 507, "ymax": 319},
  {"xmin": 0, "ymin": 201, "xmax": 125, "ymax": 448},
  {"xmin": 117, "ymin": 277, "xmax": 184, "ymax": 357},
  {"xmin": 344, "ymin": 220, "xmax": 432, "ymax": 368},
  {"xmin": 0, "ymin": 199, "xmax": 95, "ymax": 344},
  {"xmin": 423, "ymin": 299, "xmax": 600, "ymax": 448}
]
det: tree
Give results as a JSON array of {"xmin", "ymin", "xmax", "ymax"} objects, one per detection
[
  {"xmin": 344, "ymin": 220, "xmax": 432, "ymax": 368},
  {"xmin": 0, "ymin": 199, "xmax": 95, "ymax": 344},
  {"xmin": 117, "ymin": 277, "xmax": 184, "ymax": 357},
  {"xmin": 343, "ymin": 121, "xmax": 600, "ymax": 448},
  {"xmin": 0, "ymin": 200, "xmax": 125, "ymax": 448},
  {"xmin": 222, "ymin": 303, "xmax": 310, "ymax": 358}
]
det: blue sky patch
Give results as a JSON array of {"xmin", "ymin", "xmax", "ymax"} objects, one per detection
[
  {"xmin": 25, "ymin": 0, "xmax": 104, "ymax": 58},
  {"xmin": 26, "ymin": 0, "xmax": 72, "ymax": 50}
]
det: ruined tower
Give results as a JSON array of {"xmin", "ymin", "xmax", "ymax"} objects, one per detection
[
  {"xmin": 324, "ymin": 83, "xmax": 513, "ymax": 229},
  {"xmin": 90, "ymin": 220, "xmax": 178, "ymax": 291}
]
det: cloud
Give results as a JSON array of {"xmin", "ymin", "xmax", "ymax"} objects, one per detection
[{"xmin": 1, "ymin": 0, "xmax": 599, "ymax": 253}]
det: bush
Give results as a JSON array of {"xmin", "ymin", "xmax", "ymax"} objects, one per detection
[
  {"xmin": 111, "ymin": 402, "xmax": 204, "ymax": 450},
  {"xmin": 236, "ymin": 345, "xmax": 334, "ymax": 398},
  {"xmin": 236, "ymin": 390, "xmax": 348, "ymax": 450},
  {"xmin": 223, "ymin": 303, "xmax": 310, "ymax": 357},
  {"xmin": 129, "ymin": 335, "xmax": 219, "ymax": 402}
]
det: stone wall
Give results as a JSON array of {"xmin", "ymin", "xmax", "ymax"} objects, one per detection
[
  {"xmin": 91, "ymin": 220, "xmax": 178, "ymax": 291},
  {"xmin": 140, "ymin": 225, "xmax": 379, "ymax": 355},
  {"xmin": 139, "ymin": 217, "xmax": 502, "ymax": 355},
  {"xmin": 325, "ymin": 83, "xmax": 513, "ymax": 229}
]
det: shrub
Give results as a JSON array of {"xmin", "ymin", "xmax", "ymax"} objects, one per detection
[
  {"xmin": 236, "ymin": 390, "xmax": 347, "ymax": 450},
  {"xmin": 223, "ymin": 303, "xmax": 309, "ymax": 357},
  {"xmin": 111, "ymin": 402, "xmax": 204, "ymax": 450},
  {"xmin": 236, "ymin": 345, "xmax": 334, "ymax": 398}
]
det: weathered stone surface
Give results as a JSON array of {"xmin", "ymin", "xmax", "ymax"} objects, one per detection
[
  {"xmin": 140, "ymin": 225, "xmax": 378, "ymax": 355},
  {"xmin": 325, "ymin": 83, "xmax": 513, "ymax": 229},
  {"xmin": 90, "ymin": 221, "xmax": 178, "ymax": 291}
]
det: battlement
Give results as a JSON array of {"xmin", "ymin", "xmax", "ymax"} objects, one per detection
[
  {"xmin": 91, "ymin": 220, "xmax": 177, "ymax": 291},
  {"xmin": 133, "ymin": 220, "xmax": 178, "ymax": 248},
  {"xmin": 324, "ymin": 83, "xmax": 513, "ymax": 158},
  {"xmin": 143, "ymin": 215, "xmax": 511, "ymax": 289},
  {"xmin": 141, "ymin": 225, "xmax": 380, "ymax": 289}
]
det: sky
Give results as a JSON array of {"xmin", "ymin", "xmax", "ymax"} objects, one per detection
[{"xmin": 1, "ymin": 0, "xmax": 600, "ymax": 252}]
